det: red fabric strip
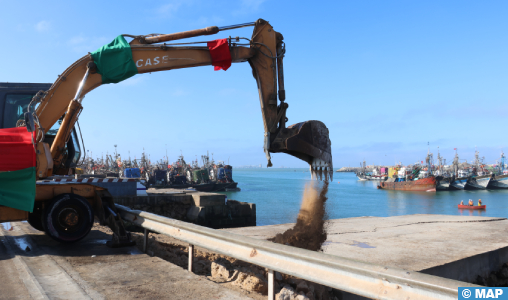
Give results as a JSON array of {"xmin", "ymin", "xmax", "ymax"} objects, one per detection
[
  {"xmin": 0, "ymin": 127, "xmax": 36, "ymax": 172},
  {"xmin": 207, "ymin": 39, "xmax": 232, "ymax": 71}
]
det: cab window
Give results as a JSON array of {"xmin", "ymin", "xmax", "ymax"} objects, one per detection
[{"xmin": 2, "ymin": 94, "xmax": 34, "ymax": 128}]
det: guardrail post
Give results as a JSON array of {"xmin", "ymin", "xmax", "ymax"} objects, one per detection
[
  {"xmin": 143, "ymin": 228, "xmax": 149, "ymax": 253},
  {"xmin": 267, "ymin": 269, "xmax": 274, "ymax": 300},
  {"xmin": 188, "ymin": 244, "xmax": 194, "ymax": 272}
]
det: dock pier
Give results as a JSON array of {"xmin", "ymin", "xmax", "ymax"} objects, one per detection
[{"xmin": 2, "ymin": 212, "xmax": 505, "ymax": 299}]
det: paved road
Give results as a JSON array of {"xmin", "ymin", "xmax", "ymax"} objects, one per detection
[{"xmin": 0, "ymin": 222, "xmax": 254, "ymax": 300}]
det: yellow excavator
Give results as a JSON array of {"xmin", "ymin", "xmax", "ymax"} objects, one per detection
[{"xmin": 0, "ymin": 19, "xmax": 332, "ymax": 245}]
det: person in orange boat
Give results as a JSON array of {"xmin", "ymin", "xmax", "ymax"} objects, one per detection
[
  {"xmin": 468, "ymin": 199, "xmax": 474, "ymax": 206},
  {"xmin": 478, "ymin": 199, "xmax": 482, "ymax": 206},
  {"xmin": 460, "ymin": 200, "xmax": 464, "ymax": 205}
]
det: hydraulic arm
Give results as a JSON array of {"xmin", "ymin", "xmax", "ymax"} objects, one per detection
[{"xmin": 30, "ymin": 19, "xmax": 333, "ymax": 180}]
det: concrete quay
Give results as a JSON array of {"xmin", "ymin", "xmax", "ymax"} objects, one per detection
[
  {"xmin": 224, "ymin": 214, "xmax": 508, "ymax": 283},
  {"xmin": 2, "ymin": 213, "xmax": 504, "ymax": 299},
  {"xmin": 0, "ymin": 221, "xmax": 255, "ymax": 300}
]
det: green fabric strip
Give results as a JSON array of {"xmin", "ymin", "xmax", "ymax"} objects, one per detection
[
  {"xmin": 91, "ymin": 35, "xmax": 138, "ymax": 84},
  {"xmin": 0, "ymin": 167, "xmax": 36, "ymax": 212}
]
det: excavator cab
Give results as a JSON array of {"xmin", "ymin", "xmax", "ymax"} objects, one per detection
[{"xmin": 0, "ymin": 82, "xmax": 82, "ymax": 174}]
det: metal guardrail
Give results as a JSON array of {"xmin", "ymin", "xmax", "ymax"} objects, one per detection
[{"xmin": 116, "ymin": 204, "xmax": 478, "ymax": 300}]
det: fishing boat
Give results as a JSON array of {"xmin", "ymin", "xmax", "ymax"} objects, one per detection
[
  {"xmin": 366, "ymin": 174, "xmax": 387, "ymax": 181},
  {"xmin": 464, "ymin": 149, "xmax": 492, "ymax": 190},
  {"xmin": 378, "ymin": 151, "xmax": 438, "ymax": 192},
  {"xmin": 448, "ymin": 150, "xmax": 467, "ymax": 190},
  {"xmin": 489, "ymin": 173, "xmax": 508, "ymax": 189},
  {"xmin": 357, "ymin": 174, "xmax": 368, "ymax": 181},
  {"xmin": 487, "ymin": 152, "xmax": 508, "ymax": 189},
  {"xmin": 435, "ymin": 176, "xmax": 451, "ymax": 191},
  {"xmin": 355, "ymin": 161, "xmax": 368, "ymax": 181},
  {"xmin": 449, "ymin": 169, "xmax": 471, "ymax": 190},
  {"xmin": 212, "ymin": 164, "xmax": 239, "ymax": 191},
  {"xmin": 464, "ymin": 174, "xmax": 491, "ymax": 190},
  {"xmin": 450, "ymin": 177, "xmax": 467, "ymax": 190},
  {"xmin": 378, "ymin": 176, "xmax": 436, "ymax": 192},
  {"xmin": 367, "ymin": 167, "xmax": 387, "ymax": 180},
  {"xmin": 355, "ymin": 161, "xmax": 387, "ymax": 181},
  {"xmin": 434, "ymin": 148, "xmax": 452, "ymax": 191},
  {"xmin": 458, "ymin": 205, "xmax": 486, "ymax": 210},
  {"xmin": 190, "ymin": 153, "xmax": 240, "ymax": 192}
]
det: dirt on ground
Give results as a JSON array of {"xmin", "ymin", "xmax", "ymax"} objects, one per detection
[
  {"xmin": 272, "ymin": 180, "xmax": 329, "ymax": 251},
  {"xmin": 94, "ymin": 222, "xmax": 267, "ymax": 300}
]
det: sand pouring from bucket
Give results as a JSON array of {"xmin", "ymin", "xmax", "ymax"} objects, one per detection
[{"xmin": 268, "ymin": 120, "xmax": 333, "ymax": 181}]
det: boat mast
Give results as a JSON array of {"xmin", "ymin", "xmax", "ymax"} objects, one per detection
[
  {"xmin": 425, "ymin": 142, "xmax": 433, "ymax": 174},
  {"xmin": 501, "ymin": 150, "xmax": 506, "ymax": 173},
  {"xmin": 165, "ymin": 145, "xmax": 169, "ymax": 167},
  {"xmin": 453, "ymin": 148, "xmax": 459, "ymax": 177},
  {"xmin": 474, "ymin": 146, "xmax": 481, "ymax": 174},
  {"xmin": 437, "ymin": 146, "xmax": 442, "ymax": 175}
]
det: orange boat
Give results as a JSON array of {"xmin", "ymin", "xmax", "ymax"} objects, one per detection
[{"xmin": 458, "ymin": 205, "xmax": 486, "ymax": 210}]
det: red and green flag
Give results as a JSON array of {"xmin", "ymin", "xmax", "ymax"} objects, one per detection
[{"xmin": 0, "ymin": 127, "xmax": 36, "ymax": 212}]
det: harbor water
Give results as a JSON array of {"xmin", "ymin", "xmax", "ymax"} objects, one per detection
[{"xmin": 221, "ymin": 168, "xmax": 508, "ymax": 226}]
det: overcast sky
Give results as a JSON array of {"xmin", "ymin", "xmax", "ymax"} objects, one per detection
[{"xmin": 1, "ymin": 1, "xmax": 507, "ymax": 168}]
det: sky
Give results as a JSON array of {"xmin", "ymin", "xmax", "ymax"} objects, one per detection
[{"xmin": 1, "ymin": 1, "xmax": 507, "ymax": 168}]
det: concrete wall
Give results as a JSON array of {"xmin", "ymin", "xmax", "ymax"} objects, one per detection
[
  {"xmin": 114, "ymin": 193, "xmax": 193, "ymax": 220},
  {"xmin": 187, "ymin": 200, "xmax": 256, "ymax": 229},
  {"xmin": 421, "ymin": 246, "xmax": 508, "ymax": 283},
  {"xmin": 113, "ymin": 192, "xmax": 256, "ymax": 229}
]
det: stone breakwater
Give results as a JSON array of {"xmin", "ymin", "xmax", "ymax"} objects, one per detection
[{"xmin": 336, "ymin": 167, "xmax": 373, "ymax": 172}]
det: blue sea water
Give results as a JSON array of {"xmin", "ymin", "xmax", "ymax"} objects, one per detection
[{"xmin": 220, "ymin": 168, "xmax": 508, "ymax": 226}]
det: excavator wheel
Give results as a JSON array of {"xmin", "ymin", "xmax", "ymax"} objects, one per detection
[{"xmin": 42, "ymin": 193, "xmax": 94, "ymax": 243}]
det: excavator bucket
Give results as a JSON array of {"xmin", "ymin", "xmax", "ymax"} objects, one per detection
[{"xmin": 271, "ymin": 121, "xmax": 333, "ymax": 180}]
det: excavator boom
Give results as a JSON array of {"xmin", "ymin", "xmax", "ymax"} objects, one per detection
[{"xmin": 31, "ymin": 19, "xmax": 333, "ymax": 179}]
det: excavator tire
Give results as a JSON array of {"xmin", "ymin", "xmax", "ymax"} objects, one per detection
[{"xmin": 42, "ymin": 193, "xmax": 94, "ymax": 243}]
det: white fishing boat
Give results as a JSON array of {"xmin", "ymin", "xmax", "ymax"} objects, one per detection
[
  {"xmin": 464, "ymin": 149, "xmax": 491, "ymax": 190},
  {"xmin": 450, "ymin": 169, "xmax": 470, "ymax": 190},
  {"xmin": 465, "ymin": 175, "xmax": 491, "ymax": 190},
  {"xmin": 488, "ymin": 151, "xmax": 508, "ymax": 189}
]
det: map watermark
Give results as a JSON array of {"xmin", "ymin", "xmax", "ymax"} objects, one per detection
[{"xmin": 459, "ymin": 287, "xmax": 508, "ymax": 299}]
